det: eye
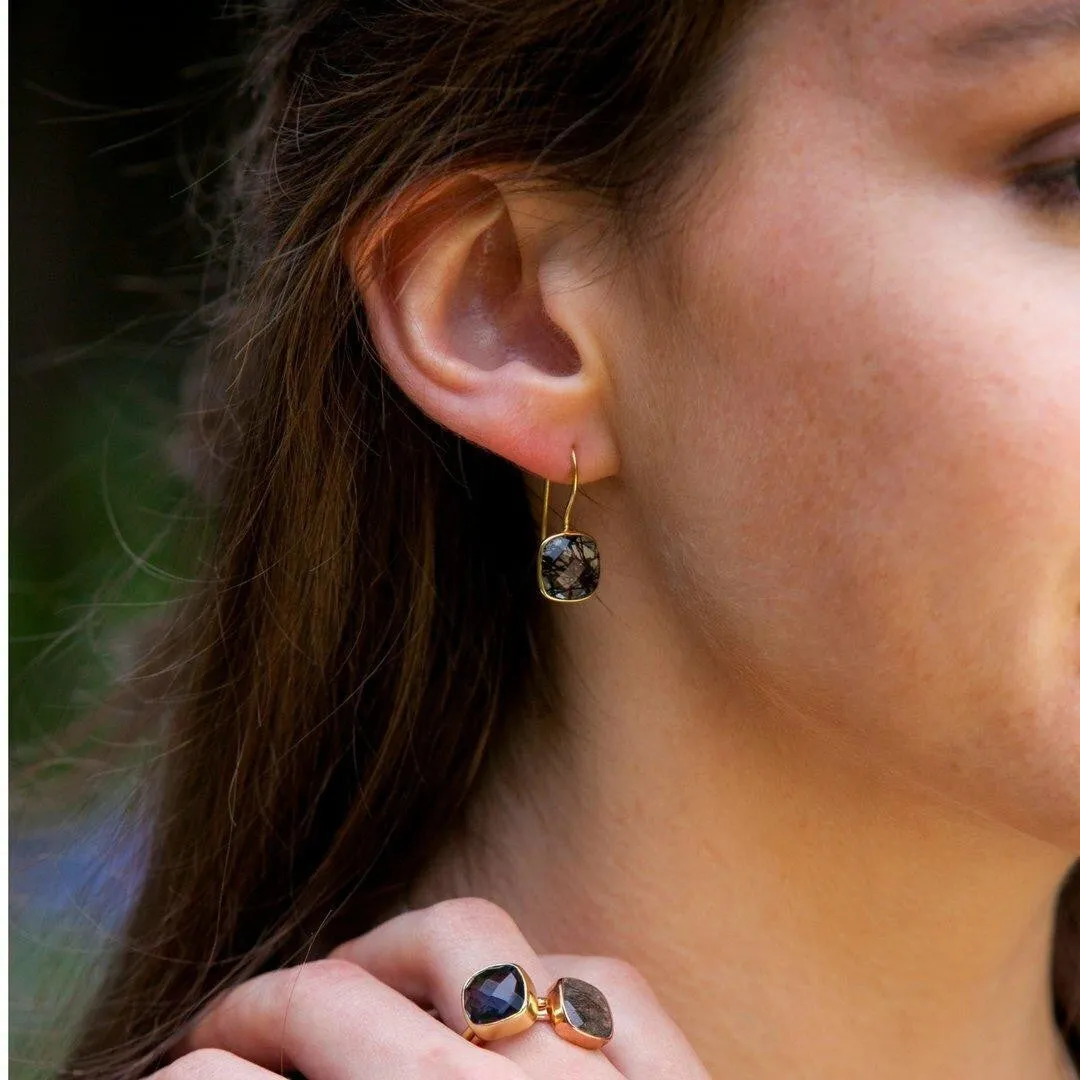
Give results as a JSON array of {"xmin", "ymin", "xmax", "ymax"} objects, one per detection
[
  {"xmin": 1007, "ymin": 118, "xmax": 1080, "ymax": 216},
  {"xmin": 1012, "ymin": 158, "xmax": 1080, "ymax": 213}
]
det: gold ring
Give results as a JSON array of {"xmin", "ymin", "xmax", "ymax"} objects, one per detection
[{"xmin": 459, "ymin": 963, "xmax": 614, "ymax": 1050}]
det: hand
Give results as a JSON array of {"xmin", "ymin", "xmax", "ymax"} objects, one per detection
[{"xmin": 154, "ymin": 896, "xmax": 710, "ymax": 1078}]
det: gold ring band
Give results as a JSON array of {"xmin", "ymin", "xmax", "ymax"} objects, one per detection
[{"xmin": 459, "ymin": 963, "xmax": 613, "ymax": 1050}]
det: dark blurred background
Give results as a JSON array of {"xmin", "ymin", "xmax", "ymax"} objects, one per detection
[
  {"xmin": 10, "ymin": 5, "xmax": 244, "ymax": 1073},
  {"xmin": 11, "ymin": 0, "xmax": 241, "ymax": 747}
]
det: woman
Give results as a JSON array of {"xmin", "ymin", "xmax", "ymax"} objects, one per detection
[{"xmin": 57, "ymin": 0, "xmax": 1080, "ymax": 1077}]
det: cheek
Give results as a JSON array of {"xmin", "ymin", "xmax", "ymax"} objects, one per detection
[{"xmin": 642, "ymin": 152, "xmax": 1080, "ymax": 838}]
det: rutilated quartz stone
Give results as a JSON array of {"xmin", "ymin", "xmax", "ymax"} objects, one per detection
[
  {"xmin": 539, "ymin": 532, "xmax": 600, "ymax": 600},
  {"xmin": 557, "ymin": 977, "xmax": 613, "ymax": 1040}
]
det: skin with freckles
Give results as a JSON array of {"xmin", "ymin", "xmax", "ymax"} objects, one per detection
[
  {"xmin": 350, "ymin": 1, "xmax": 1080, "ymax": 1078},
  {"xmin": 667, "ymin": 0, "xmax": 1080, "ymax": 842}
]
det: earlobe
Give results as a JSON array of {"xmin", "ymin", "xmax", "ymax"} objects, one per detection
[{"xmin": 342, "ymin": 171, "xmax": 620, "ymax": 486}]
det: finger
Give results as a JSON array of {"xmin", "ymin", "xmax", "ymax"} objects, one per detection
[
  {"xmin": 328, "ymin": 898, "xmax": 623, "ymax": 1076},
  {"xmin": 540, "ymin": 954, "xmax": 710, "ymax": 1080},
  {"xmin": 176, "ymin": 957, "xmax": 524, "ymax": 1080},
  {"xmin": 156, "ymin": 1048, "xmax": 280, "ymax": 1078}
]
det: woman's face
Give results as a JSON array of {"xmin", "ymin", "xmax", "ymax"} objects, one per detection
[{"xmin": 610, "ymin": 0, "xmax": 1080, "ymax": 848}]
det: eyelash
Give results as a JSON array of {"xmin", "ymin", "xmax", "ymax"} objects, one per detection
[{"xmin": 1012, "ymin": 159, "xmax": 1080, "ymax": 214}]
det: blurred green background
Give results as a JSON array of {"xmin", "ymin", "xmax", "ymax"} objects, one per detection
[
  {"xmin": 10, "ymin": 3, "xmax": 239, "ymax": 1074},
  {"xmin": 10, "ymin": 1, "xmax": 238, "ymax": 744}
]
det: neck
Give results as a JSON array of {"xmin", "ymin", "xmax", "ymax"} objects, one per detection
[{"xmin": 407, "ymin": 513, "xmax": 1077, "ymax": 1080}]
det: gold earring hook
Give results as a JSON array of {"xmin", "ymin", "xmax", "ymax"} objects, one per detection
[{"xmin": 541, "ymin": 447, "xmax": 579, "ymax": 538}]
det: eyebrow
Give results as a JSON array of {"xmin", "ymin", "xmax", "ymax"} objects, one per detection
[{"xmin": 933, "ymin": 0, "xmax": 1080, "ymax": 61}]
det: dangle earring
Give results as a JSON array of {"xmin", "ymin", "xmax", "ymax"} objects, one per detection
[{"xmin": 537, "ymin": 447, "xmax": 601, "ymax": 602}]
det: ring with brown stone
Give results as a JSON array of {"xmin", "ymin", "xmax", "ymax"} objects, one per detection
[
  {"xmin": 545, "ymin": 975, "xmax": 615, "ymax": 1049},
  {"xmin": 459, "ymin": 964, "xmax": 614, "ymax": 1050}
]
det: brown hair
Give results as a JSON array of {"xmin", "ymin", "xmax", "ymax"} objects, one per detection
[{"xmin": 56, "ymin": 1, "xmax": 1080, "ymax": 1077}]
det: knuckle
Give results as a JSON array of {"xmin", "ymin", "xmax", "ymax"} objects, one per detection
[
  {"xmin": 316, "ymin": 954, "xmax": 365, "ymax": 980},
  {"xmin": 294, "ymin": 956, "xmax": 363, "ymax": 991},
  {"xmin": 158, "ymin": 1048, "xmax": 241, "ymax": 1078},
  {"xmin": 414, "ymin": 1040, "xmax": 524, "ymax": 1080},
  {"xmin": 579, "ymin": 955, "xmax": 653, "ymax": 994},
  {"xmin": 412, "ymin": 1040, "xmax": 474, "ymax": 1078},
  {"xmin": 281, "ymin": 957, "xmax": 367, "ymax": 1014},
  {"xmin": 468, "ymin": 1060, "xmax": 528, "ymax": 1080},
  {"xmin": 422, "ymin": 896, "xmax": 521, "ymax": 948}
]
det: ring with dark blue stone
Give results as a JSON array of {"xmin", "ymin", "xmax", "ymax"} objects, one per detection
[
  {"xmin": 460, "ymin": 963, "xmax": 541, "ymax": 1042},
  {"xmin": 459, "ymin": 963, "xmax": 614, "ymax": 1050}
]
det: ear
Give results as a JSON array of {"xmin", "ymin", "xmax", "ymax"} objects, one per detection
[{"xmin": 343, "ymin": 171, "xmax": 621, "ymax": 486}]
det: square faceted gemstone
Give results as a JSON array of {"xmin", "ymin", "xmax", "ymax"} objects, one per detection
[
  {"xmin": 462, "ymin": 964, "xmax": 528, "ymax": 1025},
  {"xmin": 559, "ymin": 977, "xmax": 613, "ymax": 1040},
  {"xmin": 538, "ymin": 532, "xmax": 600, "ymax": 601}
]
